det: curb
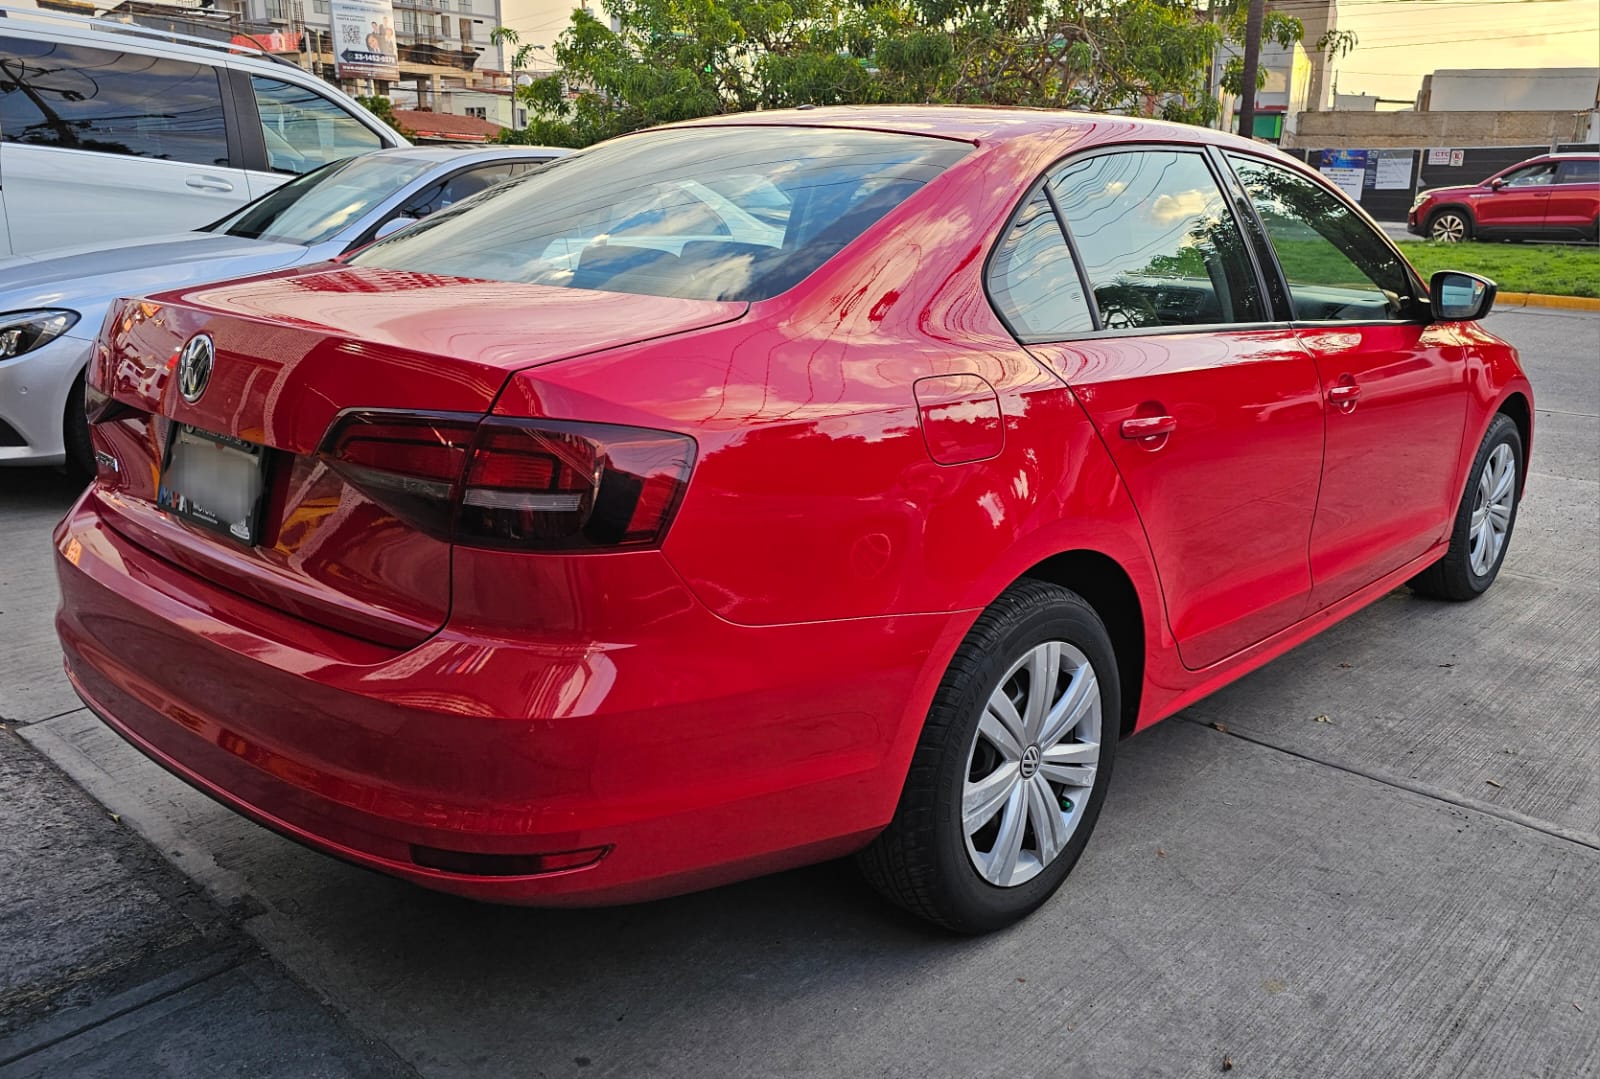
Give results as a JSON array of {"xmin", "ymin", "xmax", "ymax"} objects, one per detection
[{"xmin": 1495, "ymin": 291, "xmax": 1600, "ymax": 312}]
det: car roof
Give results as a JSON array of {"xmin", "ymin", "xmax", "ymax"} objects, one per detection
[
  {"xmin": 665, "ymin": 104, "xmax": 1264, "ymax": 153},
  {"xmin": 0, "ymin": 6, "xmax": 287, "ymax": 73}
]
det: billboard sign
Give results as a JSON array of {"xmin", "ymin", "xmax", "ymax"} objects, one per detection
[{"xmin": 331, "ymin": 0, "xmax": 399, "ymax": 81}]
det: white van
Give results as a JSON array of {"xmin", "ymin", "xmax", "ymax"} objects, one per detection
[{"xmin": 0, "ymin": 6, "xmax": 405, "ymax": 254}]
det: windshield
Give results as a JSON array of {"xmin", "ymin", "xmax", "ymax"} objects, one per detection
[
  {"xmin": 206, "ymin": 154, "xmax": 435, "ymax": 245},
  {"xmin": 348, "ymin": 127, "xmax": 970, "ymax": 302}
]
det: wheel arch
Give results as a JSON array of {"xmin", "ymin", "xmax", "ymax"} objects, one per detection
[
  {"xmin": 1019, "ymin": 550, "xmax": 1145, "ymax": 739},
  {"xmin": 1495, "ymin": 390, "xmax": 1532, "ymax": 495}
]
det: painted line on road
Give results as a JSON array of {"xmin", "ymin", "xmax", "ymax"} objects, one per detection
[{"xmin": 1183, "ymin": 717, "xmax": 1600, "ymax": 853}]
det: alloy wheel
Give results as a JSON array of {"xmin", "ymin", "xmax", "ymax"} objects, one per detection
[
  {"xmin": 962, "ymin": 641, "xmax": 1101, "ymax": 888},
  {"xmin": 1431, "ymin": 213, "xmax": 1467, "ymax": 242},
  {"xmin": 1469, "ymin": 443, "xmax": 1516, "ymax": 576}
]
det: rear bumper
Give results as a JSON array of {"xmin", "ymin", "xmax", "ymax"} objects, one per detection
[{"xmin": 55, "ymin": 491, "xmax": 964, "ymax": 904}]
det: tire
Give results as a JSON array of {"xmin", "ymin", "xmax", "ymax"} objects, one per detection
[
  {"xmin": 1410, "ymin": 413, "xmax": 1522, "ymax": 601},
  {"xmin": 63, "ymin": 373, "xmax": 94, "ymax": 483},
  {"xmin": 1428, "ymin": 209, "xmax": 1472, "ymax": 243},
  {"xmin": 857, "ymin": 580, "xmax": 1119, "ymax": 933}
]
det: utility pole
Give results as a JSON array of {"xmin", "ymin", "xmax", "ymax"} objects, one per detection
[{"xmin": 1236, "ymin": 0, "xmax": 1265, "ymax": 140}]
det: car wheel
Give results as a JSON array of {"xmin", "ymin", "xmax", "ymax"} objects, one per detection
[
  {"xmin": 63, "ymin": 373, "xmax": 95, "ymax": 482},
  {"xmin": 1428, "ymin": 210, "xmax": 1472, "ymax": 243},
  {"xmin": 1410, "ymin": 413, "xmax": 1522, "ymax": 601},
  {"xmin": 857, "ymin": 580, "xmax": 1118, "ymax": 933}
]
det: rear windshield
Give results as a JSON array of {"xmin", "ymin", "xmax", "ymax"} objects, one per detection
[{"xmin": 348, "ymin": 126, "xmax": 970, "ymax": 302}]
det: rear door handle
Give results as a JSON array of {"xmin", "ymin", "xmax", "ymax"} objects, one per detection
[
  {"xmin": 185, "ymin": 175, "xmax": 235, "ymax": 192},
  {"xmin": 1328, "ymin": 382, "xmax": 1362, "ymax": 411},
  {"xmin": 1120, "ymin": 415, "xmax": 1177, "ymax": 440}
]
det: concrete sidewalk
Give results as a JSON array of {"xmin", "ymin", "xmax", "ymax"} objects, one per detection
[{"xmin": 2, "ymin": 308, "xmax": 1596, "ymax": 1078}]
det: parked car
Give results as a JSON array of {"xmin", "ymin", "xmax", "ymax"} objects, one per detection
[
  {"xmin": 0, "ymin": 5, "xmax": 405, "ymax": 254},
  {"xmin": 1409, "ymin": 152, "xmax": 1600, "ymax": 242},
  {"xmin": 0, "ymin": 145, "xmax": 565, "ymax": 475},
  {"xmin": 56, "ymin": 108, "xmax": 1532, "ymax": 933}
]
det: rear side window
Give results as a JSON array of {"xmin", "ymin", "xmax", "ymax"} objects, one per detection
[
  {"xmin": 1228, "ymin": 154, "xmax": 1412, "ymax": 322},
  {"xmin": 987, "ymin": 186, "xmax": 1094, "ymax": 339},
  {"xmin": 0, "ymin": 36, "xmax": 227, "ymax": 167},
  {"xmin": 251, "ymin": 75, "xmax": 383, "ymax": 173},
  {"xmin": 1050, "ymin": 150, "xmax": 1264, "ymax": 330},
  {"xmin": 350, "ymin": 126, "xmax": 970, "ymax": 302},
  {"xmin": 1556, "ymin": 159, "xmax": 1599, "ymax": 185}
]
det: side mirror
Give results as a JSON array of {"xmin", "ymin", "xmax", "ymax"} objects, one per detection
[
  {"xmin": 1430, "ymin": 270, "xmax": 1496, "ymax": 322},
  {"xmin": 1489, "ymin": 177, "xmax": 1506, "ymax": 190},
  {"xmin": 372, "ymin": 216, "xmax": 417, "ymax": 241}
]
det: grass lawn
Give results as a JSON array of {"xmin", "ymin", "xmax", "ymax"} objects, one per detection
[{"xmin": 1400, "ymin": 242, "xmax": 1600, "ymax": 299}]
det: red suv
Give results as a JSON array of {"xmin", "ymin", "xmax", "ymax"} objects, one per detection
[
  {"xmin": 1409, "ymin": 152, "xmax": 1600, "ymax": 242},
  {"xmin": 56, "ymin": 109, "xmax": 1532, "ymax": 933}
]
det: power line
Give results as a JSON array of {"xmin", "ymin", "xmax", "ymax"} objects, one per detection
[{"xmin": 1356, "ymin": 26, "xmax": 1597, "ymax": 48}]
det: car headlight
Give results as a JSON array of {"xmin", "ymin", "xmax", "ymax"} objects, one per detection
[
  {"xmin": 0, "ymin": 309, "xmax": 79, "ymax": 359},
  {"xmin": 1410, "ymin": 193, "xmax": 1429, "ymax": 212}
]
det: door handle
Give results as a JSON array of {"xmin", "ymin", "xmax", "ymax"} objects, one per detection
[
  {"xmin": 185, "ymin": 175, "xmax": 235, "ymax": 192},
  {"xmin": 1328, "ymin": 381, "xmax": 1362, "ymax": 412},
  {"xmin": 1120, "ymin": 415, "xmax": 1177, "ymax": 440}
]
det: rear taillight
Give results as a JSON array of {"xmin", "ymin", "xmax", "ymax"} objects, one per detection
[{"xmin": 319, "ymin": 409, "xmax": 695, "ymax": 551}]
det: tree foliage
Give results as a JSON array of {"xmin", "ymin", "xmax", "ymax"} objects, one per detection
[
  {"xmin": 493, "ymin": 0, "xmax": 1353, "ymax": 148},
  {"xmin": 356, "ymin": 94, "xmax": 416, "ymax": 140}
]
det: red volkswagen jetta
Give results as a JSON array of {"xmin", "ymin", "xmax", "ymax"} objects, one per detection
[{"xmin": 56, "ymin": 108, "xmax": 1533, "ymax": 932}]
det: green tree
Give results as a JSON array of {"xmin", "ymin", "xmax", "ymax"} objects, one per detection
[
  {"xmin": 493, "ymin": 0, "xmax": 1351, "ymax": 148},
  {"xmin": 355, "ymin": 94, "xmax": 416, "ymax": 140}
]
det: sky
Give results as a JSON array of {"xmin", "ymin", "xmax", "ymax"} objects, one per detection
[{"xmin": 1312, "ymin": 0, "xmax": 1600, "ymax": 105}]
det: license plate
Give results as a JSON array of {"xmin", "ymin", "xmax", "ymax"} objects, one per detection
[{"xmin": 157, "ymin": 424, "xmax": 270, "ymax": 546}]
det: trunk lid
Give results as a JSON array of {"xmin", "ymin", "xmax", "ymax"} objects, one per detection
[{"xmin": 87, "ymin": 266, "xmax": 746, "ymax": 647}]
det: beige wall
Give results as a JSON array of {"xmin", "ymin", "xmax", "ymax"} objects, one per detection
[{"xmin": 1285, "ymin": 109, "xmax": 1595, "ymax": 149}]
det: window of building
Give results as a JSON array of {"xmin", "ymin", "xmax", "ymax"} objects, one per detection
[{"xmin": 465, "ymin": 106, "xmax": 487, "ymax": 119}]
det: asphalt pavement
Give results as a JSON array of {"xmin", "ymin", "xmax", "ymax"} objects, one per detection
[{"xmin": 1, "ymin": 307, "xmax": 1596, "ymax": 1078}]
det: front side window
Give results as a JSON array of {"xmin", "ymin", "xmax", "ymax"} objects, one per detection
[
  {"xmin": 1556, "ymin": 159, "xmax": 1600, "ymax": 185},
  {"xmin": 351, "ymin": 127, "xmax": 969, "ymax": 302},
  {"xmin": 0, "ymin": 37, "xmax": 227, "ymax": 167},
  {"xmin": 207, "ymin": 153, "xmax": 432, "ymax": 244},
  {"xmin": 1229, "ymin": 154, "xmax": 1412, "ymax": 322},
  {"xmin": 987, "ymin": 186, "xmax": 1093, "ymax": 339},
  {"xmin": 1049, "ymin": 150, "xmax": 1264, "ymax": 330},
  {"xmin": 1499, "ymin": 162, "xmax": 1557, "ymax": 188},
  {"xmin": 251, "ymin": 75, "xmax": 384, "ymax": 174}
]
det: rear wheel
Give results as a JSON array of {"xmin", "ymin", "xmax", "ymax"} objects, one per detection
[
  {"xmin": 857, "ymin": 581, "xmax": 1118, "ymax": 933},
  {"xmin": 1410, "ymin": 413, "xmax": 1522, "ymax": 600},
  {"xmin": 1428, "ymin": 209, "xmax": 1472, "ymax": 243}
]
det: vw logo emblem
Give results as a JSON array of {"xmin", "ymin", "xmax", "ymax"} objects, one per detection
[
  {"xmin": 177, "ymin": 334, "xmax": 214, "ymax": 404},
  {"xmin": 1019, "ymin": 743, "xmax": 1041, "ymax": 779}
]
